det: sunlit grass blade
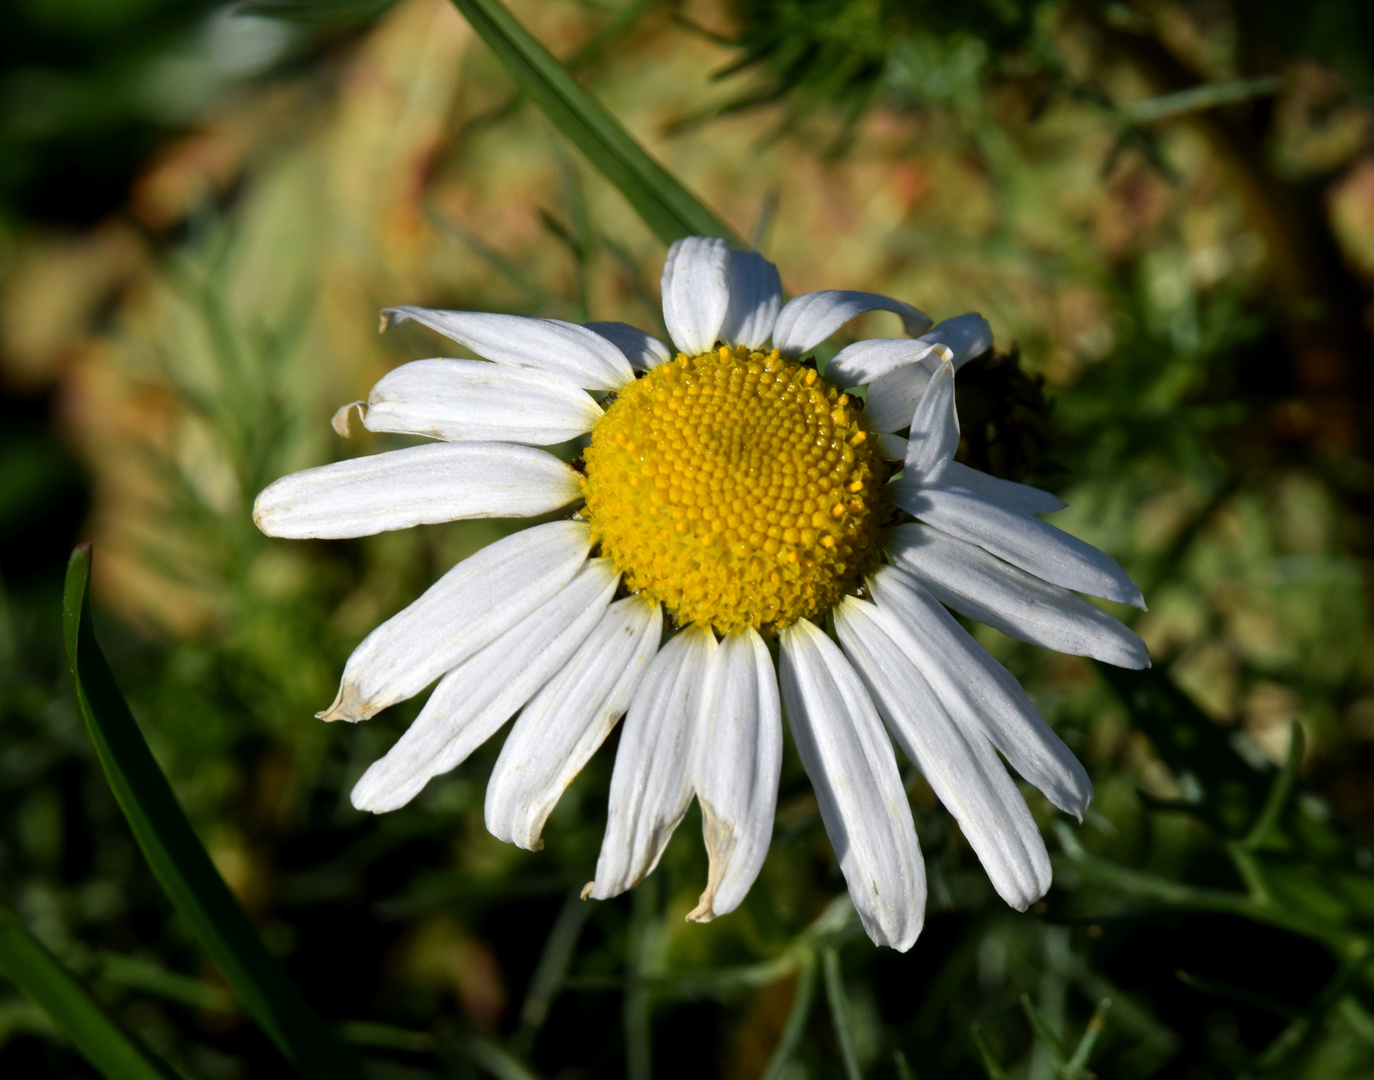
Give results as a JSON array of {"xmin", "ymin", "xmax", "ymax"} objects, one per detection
[
  {"xmin": 0, "ymin": 903, "xmax": 180, "ymax": 1080},
  {"xmin": 447, "ymin": 0, "xmax": 738, "ymax": 245},
  {"xmin": 62, "ymin": 544, "xmax": 361, "ymax": 1080}
]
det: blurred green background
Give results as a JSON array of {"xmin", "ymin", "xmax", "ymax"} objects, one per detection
[{"xmin": 4, "ymin": 0, "xmax": 1374, "ymax": 1077}]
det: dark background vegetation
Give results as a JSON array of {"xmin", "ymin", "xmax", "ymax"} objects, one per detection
[{"xmin": 4, "ymin": 0, "xmax": 1374, "ymax": 1077}]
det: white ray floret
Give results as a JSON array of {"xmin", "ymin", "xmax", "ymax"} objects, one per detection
[
  {"xmin": 886, "ymin": 524, "xmax": 1149, "ymax": 669},
  {"xmin": 486, "ymin": 596, "xmax": 663, "ymax": 851},
  {"xmin": 254, "ymin": 236, "xmax": 1148, "ymax": 953},
  {"xmin": 835, "ymin": 596, "xmax": 1051, "ymax": 910},
  {"xmin": 351, "ymin": 558, "xmax": 620, "ymax": 813},
  {"xmin": 779, "ymin": 618, "xmax": 925, "ymax": 951},
  {"xmin": 382, "ymin": 306, "xmax": 633, "ymax": 390},
  {"xmin": 347, "ymin": 358, "xmax": 603, "ymax": 445},
  {"xmin": 252, "ymin": 442, "xmax": 582, "ymax": 539},
  {"xmin": 689, "ymin": 628, "xmax": 782, "ymax": 922},
  {"xmin": 319, "ymin": 520, "xmax": 591, "ymax": 723},
  {"xmin": 588, "ymin": 625, "xmax": 717, "ymax": 900}
]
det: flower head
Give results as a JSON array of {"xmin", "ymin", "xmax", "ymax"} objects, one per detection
[{"xmin": 253, "ymin": 237, "xmax": 1148, "ymax": 950}]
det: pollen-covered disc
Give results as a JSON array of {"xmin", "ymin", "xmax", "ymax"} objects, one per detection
[{"xmin": 582, "ymin": 345, "xmax": 886, "ymax": 633}]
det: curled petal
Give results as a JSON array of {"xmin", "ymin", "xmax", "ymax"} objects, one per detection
[{"xmin": 773, "ymin": 291, "xmax": 932, "ymax": 358}]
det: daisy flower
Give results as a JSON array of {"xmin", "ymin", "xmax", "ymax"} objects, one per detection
[{"xmin": 253, "ymin": 237, "xmax": 1147, "ymax": 950}]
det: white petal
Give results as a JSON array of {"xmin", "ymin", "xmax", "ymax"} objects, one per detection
[
  {"xmin": 824, "ymin": 338, "xmax": 943, "ymax": 388},
  {"xmin": 885, "ymin": 524, "xmax": 1150, "ymax": 669},
  {"xmin": 588, "ymin": 625, "xmax": 716, "ymax": 899},
  {"xmin": 319, "ymin": 520, "xmax": 591, "ymax": 722},
  {"xmin": 719, "ymin": 251, "xmax": 783, "ymax": 350},
  {"xmin": 351, "ymin": 559, "xmax": 620, "ymax": 812},
  {"xmin": 835, "ymin": 598, "xmax": 1051, "ymax": 910},
  {"xmin": 253, "ymin": 443, "xmax": 582, "ymax": 539},
  {"xmin": 866, "ymin": 361, "xmax": 936, "ymax": 432},
  {"xmin": 904, "ymin": 361, "xmax": 958, "ymax": 484},
  {"xmin": 868, "ymin": 565, "xmax": 1093, "ymax": 818},
  {"xmin": 922, "ymin": 312, "xmax": 994, "ymax": 366},
  {"xmin": 360, "ymin": 358, "xmax": 601, "ymax": 445},
  {"xmin": 660, "ymin": 237, "xmax": 731, "ymax": 355},
  {"xmin": 876, "ymin": 433, "xmax": 910, "ymax": 460},
  {"xmin": 485, "ymin": 597, "xmax": 663, "ymax": 850},
  {"xmin": 778, "ymin": 619, "xmax": 925, "ymax": 951},
  {"xmin": 687, "ymin": 628, "xmax": 781, "ymax": 921},
  {"xmin": 584, "ymin": 322, "xmax": 673, "ymax": 371},
  {"xmin": 941, "ymin": 462, "xmax": 1066, "ymax": 516},
  {"xmin": 382, "ymin": 307, "xmax": 633, "ymax": 390},
  {"xmin": 890, "ymin": 479, "xmax": 1145, "ymax": 608},
  {"xmin": 773, "ymin": 291, "xmax": 932, "ymax": 358}
]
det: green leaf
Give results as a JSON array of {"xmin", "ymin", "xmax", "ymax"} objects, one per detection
[
  {"xmin": 62, "ymin": 545, "xmax": 361, "ymax": 1080},
  {"xmin": 447, "ymin": 0, "xmax": 739, "ymax": 246},
  {"xmin": 0, "ymin": 903, "xmax": 180, "ymax": 1080}
]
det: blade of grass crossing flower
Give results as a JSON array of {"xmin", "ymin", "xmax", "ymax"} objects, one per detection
[
  {"xmin": 0, "ymin": 903, "xmax": 180, "ymax": 1080},
  {"xmin": 822, "ymin": 946, "xmax": 863, "ymax": 1080},
  {"xmin": 447, "ymin": 0, "xmax": 738, "ymax": 245},
  {"xmin": 62, "ymin": 545, "xmax": 361, "ymax": 1080}
]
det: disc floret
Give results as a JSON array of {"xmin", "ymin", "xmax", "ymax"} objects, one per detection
[{"xmin": 582, "ymin": 345, "xmax": 885, "ymax": 634}]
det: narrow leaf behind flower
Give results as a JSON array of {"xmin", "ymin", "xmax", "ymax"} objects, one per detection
[
  {"xmin": 0, "ymin": 903, "xmax": 181, "ymax": 1080},
  {"xmin": 61, "ymin": 545, "xmax": 361, "ymax": 1080},
  {"xmin": 447, "ymin": 0, "xmax": 739, "ymax": 246}
]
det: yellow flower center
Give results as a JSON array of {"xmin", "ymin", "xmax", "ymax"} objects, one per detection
[{"xmin": 581, "ymin": 345, "xmax": 886, "ymax": 634}]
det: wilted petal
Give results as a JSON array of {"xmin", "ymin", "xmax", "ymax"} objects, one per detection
[
  {"xmin": 319, "ymin": 520, "xmax": 591, "ymax": 722},
  {"xmin": 868, "ymin": 565, "xmax": 1093, "ymax": 819},
  {"xmin": 688, "ymin": 628, "xmax": 781, "ymax": 921},
  {"xmin": 661, "ymin": 237, "xmax": 731, "ymax": 355},
  {"xmin": 360, "ymin": 358, "xmax": 601, "ymax": 445},
  {"xmin": 351, "ymin": 559, "xmax": 619, "ymax": 812},
  {"xmin": 891, "ymin": 479, "xmax": 1145, "ymax": 608},
  {"xmin": 885, "ymin": 524, "xmax": 1150, "ymax": 669},
  {"xmin": 835, "ymin": 597, "xmax": 1051, "ymax": 911},
  {"xmin": 719, "ymin": 251, "xmax": 783, "ymax": 350},
  {"xmin": 584, "ymin": 321, "xmax": 673, "ymax": 371},
  {"xmin": 778, "ymin": 619, "xmax": 925, "ymax": 951},
  {"xmin": 253, "ymin": 443, "xmax": 581, "ymax": 539},
  {"xmin": 381, "ymin": 307, "xmax": 633, "ymax": 390},
  {"xmin": 485, "ymin": 597, "xmax": 662, "ymax": 851},
  {"xmin": 773, "ymin": 291, "xmax": 932, "ymax": 358},
  {"xmin": 588, "ymin": 625, "xmax": 716, "ymax": 899}
]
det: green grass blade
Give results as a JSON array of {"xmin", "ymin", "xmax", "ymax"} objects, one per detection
[
  {"xmin": 0, "ymin": 903, "xmax": 181, "ymax": 1080},
  {"xmin": 61, "ymin": 545, "xmax": 361, "ymax": 1080},
  {"xmin": 447, "ymin": 0, "xmax": 738, "ymax": 246}
]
